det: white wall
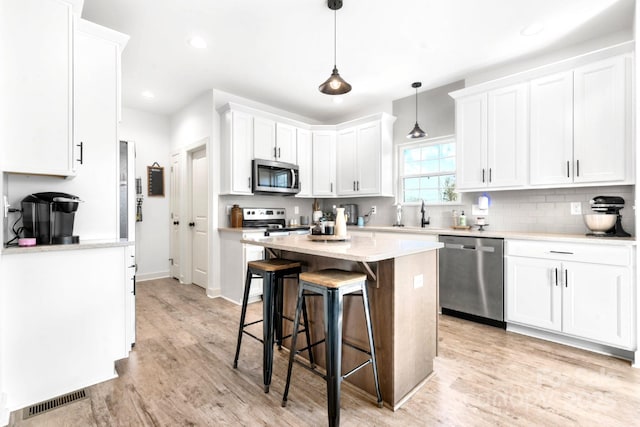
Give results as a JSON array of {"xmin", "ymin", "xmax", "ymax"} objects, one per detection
[{"xmin": 120, "ymin": 108, "xmax": 172, "ymax": 281}]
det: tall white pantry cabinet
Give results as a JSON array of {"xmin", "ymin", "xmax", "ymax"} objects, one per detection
[{"xmin": 0, "ymin": 0, "xmax": 131, "ymax": 418}]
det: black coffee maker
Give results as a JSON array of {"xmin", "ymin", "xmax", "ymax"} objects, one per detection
[{"xmin": 21, "ymin": 192, "xmax": 81, "ymax": 245}]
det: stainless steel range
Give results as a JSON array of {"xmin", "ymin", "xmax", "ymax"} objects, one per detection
[{"xmin": 242, "ymin": 208, "xmax": 310, "ymax": 236}]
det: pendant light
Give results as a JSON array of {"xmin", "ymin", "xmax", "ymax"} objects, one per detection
[
  {"xmin": 319, "ymin": 0, "xmax": 352, "ymax": 95},
  {"xmin": 407, "ymin": 82, "xmax": 427, "ymax": 139}
]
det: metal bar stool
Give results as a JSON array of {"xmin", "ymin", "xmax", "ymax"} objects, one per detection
[
  {"xmin": 233, "ymin": 258, "xmax": 314, "ymax": 393},
  {"xmin": 282, "ymin": 269, "xmax": 383, "ymax": 427}
]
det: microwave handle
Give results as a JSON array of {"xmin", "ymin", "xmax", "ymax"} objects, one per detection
[{"xmin": 290, "ymin": 169, "xmax": 297, "ymax": 189}]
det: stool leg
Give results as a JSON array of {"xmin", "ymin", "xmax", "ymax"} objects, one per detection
[
  {"xmin": 282, "ymin": 283, "xmax": 305, "ymax": 407},
  {"xmin": 274, "ymin": 276, "xmax": 284, "ymax": 349},
  {"xmin": 262, "ymin": 272, "xmax": 276, "ymax": 393},
  {"xmin": 324, "ymin": 289, "xmax": 343, "ymax": 427},
  {"xmin": 233, "ymin": 268, "xmax": 254, "ymax": 369},
  {"xmin": 300, "ymin": 294, "xmax": 315, "ymax": 368},
  {"xmin": 362, "ymin": 284, "xmax": 383, "ymax": 408}
]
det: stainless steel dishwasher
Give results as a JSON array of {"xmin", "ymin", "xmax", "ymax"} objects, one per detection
[{"xmin": 438, "ymin": 235, "xmax": 505, "ymax": 328}]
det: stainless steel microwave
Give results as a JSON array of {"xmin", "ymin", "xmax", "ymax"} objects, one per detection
[{"xmin": 252, "ymin": 159, "xmax": 300, "ymax": 195}]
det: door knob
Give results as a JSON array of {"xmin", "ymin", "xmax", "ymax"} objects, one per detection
[
  {"xmin": 189, "ymin": 222, "xmax": 195, "ymax": 227},
  {"xmin": 173, "ymin": 221, "xmax": 179, "ymax": 225}
]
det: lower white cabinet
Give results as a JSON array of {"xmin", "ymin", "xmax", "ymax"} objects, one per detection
[
  {"xmin": 1, "ymin": 245, "xmax": 130, "ymax": 410},
  {"xmin": 125, "ymin": 245, "xmax": 136, "ymax": 349},
  {"xmin": 219, "ymin": 230, "xmax": 264, "ymax": 304},
  {"xmin": 506, "ymin": 240, "xmax": 634, "ymax": 349}
]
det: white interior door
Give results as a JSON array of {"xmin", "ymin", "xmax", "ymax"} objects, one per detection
[
  {"xmin": 191, "ymin": 148, "xmax": 208, "ymax": 288},
  {"xmin": 170, "ymin": 153, "xmax": 181, "ymax": 279}
]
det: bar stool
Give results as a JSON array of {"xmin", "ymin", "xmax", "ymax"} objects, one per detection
[
  {"xmin": 233, "ymin": 258, "xmax": 314, "ymax": 393},
  {"xmin": 282, "ymin": 269, "xmax": 383, "ymax": 427}
]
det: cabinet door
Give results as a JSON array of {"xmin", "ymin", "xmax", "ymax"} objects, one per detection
[
  {"xmin": 562, "ymin": 262, "xmax": 632, "ymax": 348},
  {"xmin": 72, "ymin": 30, "xmax": 119, "ymax": 240},
  {"xmin": 1, "ymin": 0, "xmax": 74, "ymax": 176},
  {"xmin": 231, "ymin": 111, "xmax": 254, "ymax": 194},
  {"xmin": 529, "ymin": 71, "xmax": 574, "ymax": 185},
  {"xmin": 253, "ymin": 116, "xmax": 276, "ymax": 160},
  {"xmin": 312, "ymin": 131, "xmax": 336, "ymax": 197},
  {"xmin": 455, "ymin": 94, "xmax": 487, "ymax": 189},
  {"xmin": 336, "ymin": 128, "xmax": 358, "ymax": 195},
  {"xmin": 573, "ymin": 56, "xmax": 627, "ymax": 183},
  {"xmin": 506, "ymin": 257, "xmax": 562, "ymax": 332},
  {"xmin": 487, "ymin": 84, "xmax": 528, "ymax": 188},
  {"xmin": 356, "ymin": 121, "xmax": 382, "ymax": 195},
  {"xmin": 295, "ymin": 128, "xmax": 312, "ymax": 197},
  {"xmin": 276, "ymin": 123, "xmax": 297, "ymax": 164}
]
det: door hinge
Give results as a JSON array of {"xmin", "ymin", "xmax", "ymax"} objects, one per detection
[{"xmin": 169, "ymin": 258, "xmax": 174, "ymax": 265}]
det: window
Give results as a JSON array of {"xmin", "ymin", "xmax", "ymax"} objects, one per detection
[{"xmin": 398, "ymin": 135, "xmax": 458, "ymax": 204}]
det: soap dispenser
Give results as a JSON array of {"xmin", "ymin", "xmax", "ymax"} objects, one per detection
[{"xmin": 459, "ymin": 210, "xmax": 467, "ymax": 226}]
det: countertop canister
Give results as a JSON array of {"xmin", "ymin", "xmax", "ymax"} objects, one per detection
[
  {"xmin": 231, "ymin": 204, "xmax": 242, "ymax": 228},
  {"xmin": 334, "ymin": 207, "xmax": 347, "ymax": 237}
]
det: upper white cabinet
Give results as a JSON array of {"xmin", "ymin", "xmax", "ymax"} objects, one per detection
[
  {"xmin": 311, "ymin": 131, "xmax": 337, "ymax": 197},
  {"xmin": 220, "ymin": 108, "xmax": 254, "ymax": 195},
  {"xmin": 336, "ymin": 114, "xmax": 395, "ymax": 197},
  {"xmin": 72, "ymin": 20, "xmax": 128, "ymax": 240},
  {"xmin": 1, "ymin": 0, "xmax": 76, "ymax": 176},
  {"xmin": 253, "ymin": 117, "xmax": 297, "ymax": 164},
  {"xmin": 296, "ymin": 128, "xmax": 313, "ymax": 198},
  {"xmin": 506, "ymin": 240, "xmax": 635, "ymax": 349},
  {"xmin": 531, "ymin": 56, "xmax": 631, "ymax": 185},
  {"xmin": 455, "ymin": 84, "xmax": 528, "ymax": 190},
  {"xmin": 454, "ymin": 53, "xmax": 633, "ymax": 191}
]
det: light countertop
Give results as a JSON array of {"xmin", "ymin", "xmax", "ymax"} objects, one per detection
[
  {"xmin": 2, "ymin": 239, "xmax": 134, "ymax": 255},
  {"xmin": 240, "ymin": 233, "xmax": 443, "ymax": 262}
]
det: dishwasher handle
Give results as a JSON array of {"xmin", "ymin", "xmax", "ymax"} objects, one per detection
[{"xmin": 444, "ymin": 243, "xmax": 495, "ymax": 252}]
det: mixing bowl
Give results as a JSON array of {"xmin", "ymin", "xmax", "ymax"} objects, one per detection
[{"xmin": 583, "ymin": 214, "xmax": 616, "ymax": 234}]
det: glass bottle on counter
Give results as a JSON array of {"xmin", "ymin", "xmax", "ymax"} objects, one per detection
[
  {"xmin": 452, "ymin": 210, "xmax": 459, "ymax": 227},
  {"xmin": 231, "ymin": 204, "xmax": 242, "ymax": 228}
]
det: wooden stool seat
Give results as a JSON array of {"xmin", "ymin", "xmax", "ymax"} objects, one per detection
[
  {"xmin": 299, "ymin": 269, "xmax": 366, "ymax": 288},
  {"xmin": 282, "ymin": 269, "xmax": 382, "ymax": 426},
  {"xmin": 248, "ymin": 259, "xmax": 301, "ymax": 272}
]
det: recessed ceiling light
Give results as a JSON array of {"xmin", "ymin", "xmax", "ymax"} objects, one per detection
[
  {"xmin": 188, "ymin": 36, "xmax": 207, "ymax": 49},
  {"xmin": 142, "ymin": 90, "xmax": 155, "ymax": 99},
  {"xmin": 520, "ymin": 22, "xmax": 544, "ymax": 37}
]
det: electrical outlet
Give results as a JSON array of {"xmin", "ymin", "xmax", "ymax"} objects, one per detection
[
  {"xmin": 294, "ymin": 206, "xmax": 299, "ymax": 214},
  {"xmin": 371, "ymin": 206, "xmax": 377, "ymax": 215},
  {"xmin": 570, "ymin": 202, "xmax": 582, "ymax": 215},
  {"xmin": 413, "ymin": 274, "xmax": 424, "ymax": 289},
  {"xmin": 3, "ymin": 195, "xmax": 9, "ymax": 218}
]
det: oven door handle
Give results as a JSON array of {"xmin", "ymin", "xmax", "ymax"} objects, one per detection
[{"xmin": 290, "ymin": 169, "xmax": 297, "ymax": 189}]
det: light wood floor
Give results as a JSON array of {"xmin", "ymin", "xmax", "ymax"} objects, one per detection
[{"xmin": 9, "ymin": 278, "xmax": 640, "ymax": 426}]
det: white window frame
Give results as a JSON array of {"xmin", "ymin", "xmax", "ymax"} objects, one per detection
[{"xmin": 396, "ymin": 134, "xmax": 462, "ymax": 206}]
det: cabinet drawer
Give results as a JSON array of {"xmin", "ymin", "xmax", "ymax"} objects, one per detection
[{"xmin": 505, "ymin": 239, "xmax": 632, "ymax": 266}]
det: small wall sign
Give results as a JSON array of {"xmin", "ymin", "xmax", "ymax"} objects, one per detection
[{"xmin": 147, "ymin": 162, "xmax": 165, "ymax": 197}]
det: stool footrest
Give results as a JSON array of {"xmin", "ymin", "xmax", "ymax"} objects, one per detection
[
  {"xmin": 342, "ymin": 359, "xmax": 372, "ymax": 380},
  {"xmin": 242, "ymin": 330, "xmax": 264, "ymax": 343},
  {"xmin": 343, "ymin": 340, "xmax": 371, "ymax": 357}
]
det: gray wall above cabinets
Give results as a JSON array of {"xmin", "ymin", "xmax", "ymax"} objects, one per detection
[{"xmin": 391, "ymin": 80, "xmax": 464, "ymax": 142}]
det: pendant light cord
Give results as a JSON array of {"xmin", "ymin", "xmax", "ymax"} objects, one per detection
[
  {"xmin": 333, "ymin": 8, "xmax": 337, "ymax": 68},
  {"xmin": 415, "ymin": 87, "xmax": 418, "ymax": 123}
]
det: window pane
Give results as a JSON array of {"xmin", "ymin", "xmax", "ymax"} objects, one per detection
[
  {"xmin": 404, "ymin": 177, "xmax": 420, "ymax": 190},
  {"xmin": 420, "ymin": 176, "xmax": 438, "ymax": 189},
  {"xmin": 422, "ymin": 146, "xmax": 439, "ymax": 161},
  {"xmin": 420, "ymin": 189, "xmax": 439, "ymax": 203},
  {"xmin": 421, "ymin": 159, "xmax": 439, "ymax": 174},
  {"xmin": 404, "ymin": 190, "xmax": 420, "ymax": 203},
  {"xmin": 441, "ymin": 143, "xmax": 455, "ymax": 157},
  {"xmin": 440, "ymin": 157, "xmax": 456, "ymax": 172},
  {"xmin": 404, "ymin": 148, "xmax": 421, "ymax": 163},
  {"xmin": 405, "ymin": 161, "xmax": 420, "ymax": 175},
  {"xmin": 440, "ymin": 175, "xmax": 457, "ymax": 202}
]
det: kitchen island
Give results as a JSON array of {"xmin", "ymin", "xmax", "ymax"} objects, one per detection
[{"xmin": 240, "ymin": 233, "xmax": 443, "ymax": 410}]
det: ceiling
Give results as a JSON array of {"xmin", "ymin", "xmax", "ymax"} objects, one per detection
[{"xmin": 82, "ymin": 0, "xmax": 634, "ymax": 122}]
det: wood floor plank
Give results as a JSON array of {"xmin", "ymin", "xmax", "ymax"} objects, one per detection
[{"xmin": 8, "ymin": 277, "xmax": 640, "ymax": 426}]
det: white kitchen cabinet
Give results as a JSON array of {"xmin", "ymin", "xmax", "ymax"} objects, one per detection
[
  {"xmin": 530, "ymin": 56, "xmax": 631, "ymax": 186},
  {"xmin": 253, "ymin": 118, "xmax": 297, "ymax": 164},
  {"xmin": 454, "ymin": 83, "xmax": 528, "ymax": 190},
  {"xmin": 125, "ymin": 245, "xmax": 136, "ymax": 350},
  {"xmin": 529, "ymin": 71, "xmax": 574, "ymax": 185},
  {"xmin": 312, "ymin": 131, "xmax": 337, "ymax": 197},
  {"xmin": 72, "ymin": 20, "xmax": 128, "ymax": 240},
  {"xmin": 219, "ymin": 230, "xmax": 265, "ymax": 304},
  {"xmin": 1, "ymin": 0, "xmax": 77, "ymax": 176},
  {"xmin": 336, "ymin": 115, "xmax": 394, "ymax": 197},
  {"xmin": 1, "ymin": 245, "xmax": 129, "ymax": 410},
  {"xmin": 220, "ymin": 108, "xmax": 254, "ymax": 195},
  {"xmin": 296, "ymin": 128, "xmax": 313, "ymax": 197},
  {"xmin": 506, "ymin": 240, "xmax": 635, "ymax": 349}
]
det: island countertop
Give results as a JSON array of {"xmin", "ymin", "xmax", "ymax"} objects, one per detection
[{"xmin": 240, "ymin": 233, "xmax": 443, "ymax": 263}]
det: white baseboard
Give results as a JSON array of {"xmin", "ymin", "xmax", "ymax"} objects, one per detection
[
  {"xmin": 1, "ymin": 392, "xmax": 8, "ymax": 427},
  {"xmin": 135, "ymin": 271, "xmax": 170, "ymax": 282},
  {"xmin": 206, "ymin": 288, "xmax": 221, "ymax": 298}
]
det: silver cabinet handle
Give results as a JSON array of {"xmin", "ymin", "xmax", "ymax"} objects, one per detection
[
  {"xmin": 576, "ymin": 160, "xmax": 580, "ymax": 177},
  {"xmin": 549, "ymin": 250, "xmax": 573, "ymax": 255},
  {"xmin": 565, "ymin": 269, "xmax": 568, "ymax": 287},
  {"xmin": 77, "ymin": 141, "xmax": 84, "ymax": 164},
  {"xmin": 357, "ymin": 181, "xmax": 360, "ymax": 191},
  {"xmin": 554, "ymin": 268, "xmax": 558, "ymax": 286},
  {"xmin": 567, "ymin": 161, "xmax": 570, "ymax": 178},
  {"xmin": 482, "ymin": 168, "xmax": 485, "ymax": 183},
  {"xmin": 248, "ymin": 177, "xmax": 251, "ymax": 188},
  {"xmin": 489, "ymin": 168, "xmax": 492, "ymax": 183},
  {"xmin": 278, "ymin": 147, "xmax": 281, "ymax": 158},
  {"xmin": 353, "ymin": 181, "xmax": 356, "ymax": 191},
  {"xmin": 330, "ymin": 182, "xmax": 333, "ymax": 193},
  {"xmin": 273, "ymin": 146, "xmax": 277, "ymax": 158}
]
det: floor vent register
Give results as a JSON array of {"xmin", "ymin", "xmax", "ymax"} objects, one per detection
[{"xmin": 23, "ymin": 389, "xmax": 89, "ymax": 419}]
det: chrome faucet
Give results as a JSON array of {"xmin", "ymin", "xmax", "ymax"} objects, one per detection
[{"xmin": 421, "ymin": 200, "xmax": 430, "ymax": 228}]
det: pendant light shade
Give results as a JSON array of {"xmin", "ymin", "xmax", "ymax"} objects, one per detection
[
  {"xmin": 319, "ymin": 0, "xmax": 351, "ymax": 95},
  {"xmin": 407, "ymin": 82, "xmax": 427, "ymax": 139}
]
